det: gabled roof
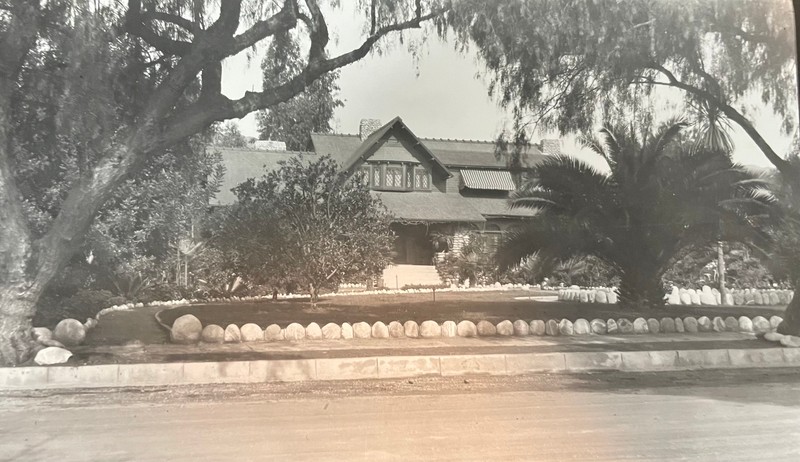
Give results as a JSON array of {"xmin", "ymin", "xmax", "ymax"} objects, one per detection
[
  {"xmin": 340, "ymin": 117, "xmax": 451, "ymax": 178},
  {"xmin": 210, "ymin": 147, "xmax": 313, "ymax": 205},
  {"xmin": 372, "ymin": 192, "xmax": 486, "ymax": 223},
  {"xmin": 311, "ymin": 131, "xmax": 546, "ymax": 170}
]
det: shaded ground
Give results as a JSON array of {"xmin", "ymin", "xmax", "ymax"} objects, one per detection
[{"xmin": 87, "ymin": 290, "xmax": 786, "ymax": 346}]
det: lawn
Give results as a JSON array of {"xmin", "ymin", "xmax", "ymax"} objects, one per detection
[{"xmin": 87, "ymin": 290, "xmax": 787, "ymax": 346}]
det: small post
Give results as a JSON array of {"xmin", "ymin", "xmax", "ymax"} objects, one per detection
[{"xmin": 432, "ymin": 287, "xmax": 436, "ymax": 303}]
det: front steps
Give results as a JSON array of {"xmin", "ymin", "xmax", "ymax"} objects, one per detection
[{"xmin": 381, "ymin": 264, "xmax": 443, "ymax": 289}]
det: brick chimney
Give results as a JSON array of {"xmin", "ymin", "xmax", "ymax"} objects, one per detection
[
  {"xmin": 540, "ymin": 139, "xmax": 561, "ymax": 156},
  {"xmin": 359, "ymin": 119, "xmax": 383, "ymax": 140}
]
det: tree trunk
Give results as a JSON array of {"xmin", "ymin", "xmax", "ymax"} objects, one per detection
[
  {"xmin": 0, "ymin": 289, "xmax": 38, "ymax": 366},
  {"xmin": 717, "ymin": 241, "xmax": 727, "ymax": 304},
  {"xmin": 309, "ymin": 283, "xmax": 319, "ymax": 304},
  {"xmin": 777, "ymin": 291, "xmax": 799, "ymax": 335},
  {"xmin": 617, "ymin": 265, "xmax": 665, "ymax": 311}
]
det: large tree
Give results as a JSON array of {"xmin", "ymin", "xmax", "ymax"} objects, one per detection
[
  {"xmin": 450, "ymin": 0, "xmax": 800, "ymax": 328},
  {"xmin": 498, "ymin": 121, "xmax": 775, "ymax": 309},
  {"xmin": 256, "ymin": 30, "xmax": 342, "ymax": 151},
  {"xmin": 227, "ymin": 156, "xmax": 394, "ymax": 302},
  {"xmin": 0, "ymin": 0, "xmax": 449, "ymax": 365}
]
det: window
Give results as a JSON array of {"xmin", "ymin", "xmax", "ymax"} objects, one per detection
[
  {"xmin": 372, "ymin": 165, "xmax": 381, "ymax": 187},
  {"xmin": 359, "ymin": 165, "xmax": 371, "ymax": 186},
  {"xmin": 414, "ymin": 167, "xmax": 430, "ymax": 190},
  {"xmin": 384, "ymin": 165, "xmax": 403, "ymax": 188}
]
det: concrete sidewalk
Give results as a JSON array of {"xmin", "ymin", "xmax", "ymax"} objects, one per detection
[{"xmin": 2, "ymin": 333, "xmax": 799, "ymax": 390}]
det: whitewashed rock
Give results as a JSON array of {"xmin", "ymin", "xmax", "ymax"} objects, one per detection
[
  {"xmin": 738, "ymin": 316, "xmax": 754, "ymax": 332},
  {"xmin": 632, "ymin": 318, "xmax": 649, "ymax": 334},
  {"xmin": 573, "ymin": 319, "xmax": 591, "ymax": 335},
  {"xmin": 689, "ymin": 289, "xmax": 701, "ymax": 305},
  {"xmin": 457, "ymin": 320, "xmax": 478, "ymax": 337},
  {"xmin": 477, "ymin": 320, "xmax": 497, "ymax": 336},
  {"xmin": 545, "ymin": 319, "xmax": 559, "ymax": 336},
  {"xmin": 743, "ymin": 291, "xmax": 755, "ymax": 305},
  {"xmin": 306, "ymin": 322, "xmax": 323, "ymax": 340},
  {"xmin": 419, "ymin": 320, "xmax": 441, "ymax": 338},
  {"xmin": 674, "ymin": 317, "xmax": 685, "ymax": 333},
  {"xmin": 387, "ymin": 321, "xmax": 405, "ymax": 338},
  {"xmin": 769, "ymin": 292, "xmax": 780, "ymax": 305},
  {"xmin": 764, "ymin": 331, "xmax": 784, "ymax": 342},
  {"xmin": 697, "ymin": 316, "xmax": 712, "ymax": 332},
  {"xmin": 353, "ymin": 322, "xmax": 372, "ymax": 339},
  {"xmin": 724, "ymin": 317, "xmax": 738, "ymax": 331},
  {"xmin": 200, "ymin": 324, "xmax": 224, "ymax": 343},
  {"xmin": 700, "ymin": 286, "xmax": 717, "ymax": 305},
  {"xmin": 667, "ymin": 287, "xmax": 681, "ymax": 305},
  {"xmin": 683, "ymin": 317, "xmax": 699, "ymax": 333},
  {"xmin": 713, "ymin": 288, "xmax": 722, "ymax": 305},
  {"xmin": 84, "ymin": 318, "xmax": 98, "ymax": 330},
  {"xmin": 341, "ymin": 322, "xmax": 354, "ymax": 339},
  {"xmin": 660, "ymin": 318, "xmax": 676, "ymax": 333},
  {"xmin": 32, "ymin": 327, "xmax": 52, "ymax": 343},
  {"xmin": 34, "ymin": 346, "xmax": 72, "ymax": 365},
  {"xmin": 618, "ymin": 318, "xmax": 634, "ymax": 334},
  {"xmin": 441, "ymin": 320, "xmax": 457, "ymax": 337},
  {"xmin": 752, "ymin": 316, "xmax": 771, "ymax": 333},
  {"xmin": 607, "ymin": 291, "xmax": 618, "ymax": 304},
  {"xmin": 590, "ymin": 319, "xmax": 607, "ymax": 334},
  {"xmin": 512, "ymin": 320, "xmax": 530, "ymax": 336},
  {"xmin": 529, "ymin": 320, "xmax": 546, "ymax": 336},
  {"xmin": 223, "ymin": 324, "xmax": 241, "ymax": 343},
  {"xmin": 596, "ymin": 291, "xmax": 608, "ymax": 304},
  {"xmin": 371, "ymin": 321, "xmax": 389, "ymax": 339},
  {"xmin": 733, "ymin": 292, "xmax": 744, "ymax": 305},
  {"xmin": 40, "ymin": 339, "xmax": 65, "ymax": 348},
  {"xmin": 646, "ymin": 318, "xmax": 660, "ymax": 334},
  {"xmin": 579, "ymin": 291, "xmax": 589, "ymax": 303},
  {"xmin": 709, "ymin": 317, "xmax": 724, "ymax": 332},
  {"xmin": 770, "ymin": 316, "xmax": 784, "ymax": 329},
  {"xmin": 241, "ymin": 323, "xmax": 265, "ymax": 342},
  {"xmin": 778, "ymin": 291, "xmax": 789, "ymax": 305},
  {"xmin": 606, "ymin": 319, "xmax": 619, "ymax": 334},
  {"xmin": 403, "ymin": 321, "xmax": 419, "ymax": 338},
  {"xmin": 54, "ymin": 318, "xmax": 86, "ymax": 346},
  {"xmin": 680, "ymin": 289, "xmax": 692, "ymax": 305},
  {"xmin": 170, "ymin": 315, "xmax": 201, "ymax": 344},
  {"xmin": 558, "ymin": 319, "xmax": 574, "ymax": 336},
  {"xmin": 321, "ymin": 323, "xmax": 341, "ymax": 339},
  {"xmin": 780, "ymin": 335, "xmax": 800, "ymax": 348},
  {"xmin": 264, "ymin": 324, "xmax": 283, "ymax": 341},
  {"xmin": 754, "ymin": 291, "xmax": 764, "ymax": 305},
  {"xmin": 496, "ymin": 320, "xmax": 514, "ymax": 336}
]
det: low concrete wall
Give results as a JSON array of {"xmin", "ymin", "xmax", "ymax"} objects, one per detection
[{"xmin": 3, "ymin": 347, "xmax": 798, "ymax": 390}]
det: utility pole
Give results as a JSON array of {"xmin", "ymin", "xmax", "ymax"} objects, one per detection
[{"xmin": 717, "ymin": 241, "xmax": 726, "ymax": 304}]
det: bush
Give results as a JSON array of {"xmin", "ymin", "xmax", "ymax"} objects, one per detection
[{"xmin": 34, "ymin": 289, "xmax": 119, "ymax": 328}]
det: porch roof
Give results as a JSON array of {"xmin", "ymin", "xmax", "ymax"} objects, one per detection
[{"xmin": 372, "ymin": 192, "xmax": 486, "ymax": 223}]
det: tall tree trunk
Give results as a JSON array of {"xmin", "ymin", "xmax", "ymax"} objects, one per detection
[
  {"xmin": 776, "ymin": 1, "xmax": 800, "ymax": 336},
  {"xmin": 717, "ymin": 241, "xmax": 727, "ymax": 304},
  {"xmin": 617, "ymin": 264, "xmax": 665, "ymax": 310},
  {"xmin": 309, "ymin": 283, "xmax": 319, "ymax": 304}
]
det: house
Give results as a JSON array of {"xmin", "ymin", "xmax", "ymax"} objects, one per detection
[{"xmin": 212, "ymin": 117, "xmax": 558, "ymax": 288}]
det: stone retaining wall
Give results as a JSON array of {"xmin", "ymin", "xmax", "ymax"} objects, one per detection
[{"xmin": 168, "ymin": 314, "xmax": 788, "ymax": 345}]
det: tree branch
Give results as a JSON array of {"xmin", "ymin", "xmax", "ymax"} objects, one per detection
[
  {"xmin": 648, "ymin": 62, "xmax": 794, "ymax": 178},
  {"xmin": 125, "ymin": 0, "xmax": 192, "ymax": 56},
  {"xmin": 142, "ymin": 10, "xmax": 202, "ymax": 35},
  {"xmin": 230, "ymin": 0, "xmax": 298, "ymax": 56}
]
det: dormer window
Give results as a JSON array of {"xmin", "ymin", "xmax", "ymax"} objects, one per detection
[{"xmin": 360, "ymin": 162, "xmax": 431, "ymax": 191}]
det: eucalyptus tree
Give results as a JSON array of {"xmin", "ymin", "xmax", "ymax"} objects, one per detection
[
  {"xmin": 498, "ymin": 121, "xmax": 775, "ymax": 309},
  {"xmin": 0, "ymin": 0, "xmax": 450, "ymax": 365}
]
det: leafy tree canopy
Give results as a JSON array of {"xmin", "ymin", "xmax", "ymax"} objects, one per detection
[
  {"xmin": 217, "ymin": 155, "xmax": 395, "ymax": 302},
  {"xmin": 448, "ymin": 0, "xmax": 797, "ymax": 178},
  {"xmin": 257, "ymin": 30, "xmax": 343, "ymax": 151}
]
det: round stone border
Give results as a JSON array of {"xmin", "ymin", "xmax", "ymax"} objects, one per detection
[
  {"xmin": 165, "ymin": 314, "xmax": 794, "ymax": 347},
  {"xmin": 559, "ymin": 286, "xmax": 794, "ymax": 307}
]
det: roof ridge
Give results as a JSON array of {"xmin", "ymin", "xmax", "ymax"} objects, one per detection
[{"xmin": 212, "ymin": 146, "xmax": 315, "ymax": 155}]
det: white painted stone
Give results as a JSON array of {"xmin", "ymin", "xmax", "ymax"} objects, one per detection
[
  {"xmin": 353, "ymin": 322, "xmax": 372, "ymax": 339},
  {"xmin": 529, "ymin": 320, "xmax": 546, "ymax": 336},
  {"xmin": 264, "ymin": 324, "xmax": 283, "ymax": 341},
  {"xmin": 441, "ymin": 321, "xmax": 457, "ymax": 337},
  {"xmin": 241, "ymin": 323, "xmax": 265, "ymax": 342},
  {"xmin": 224, "ymin": 324, "xmax": 241, "ymax": 343},
  {"xmin": 606, "ymin": 319, "xmax": 619, "ymax": 334},
  {"xmin": 558, "ymin": 319, "xmax": 574, "ymax": 336},
  {"xmin": 341, "ymin": 322, "xmax": 354, "ymax": 339},
  {"xmin": 403, "ymin": 321, "xmax": 419, "ymax": 338},
  {"xmin": 419, "ymin": 320, "xmax": 441, "ymax": 338},
  {"xmin": 477, "ymin": 320, "xmax": 497, "ymax": 336},
  {"xmin": 697, "ymin": 316, "xmax": 712, "ymax": 332},
  {"xmin": 371, "ymin": 321, "xmax": 389, "ymax": 339},
  {"xmin": 496, "ymin": 320, "xmax": 514, "ymax": 336},
  {"xmin": 632, "ymin": 318, "xmax": 649, "ymax": 334},
  {"xmin": 170, "ymin": 315, "xmax": 201, "ymax": 344},
  {"xmin": 457, "ymin": 320, "xmax": 478, "ymax": 337},
  {"xmin": 387, "ymin": 321, "xmax": 405, "ymax": 338},
  {"xmin": 200, "ymin": 324, "xmax": 224, "ymax": 343},
  {"xmin": 321, "ymin": 323, "xmax": 341, "ymax": 339},
  {"xmin": 512, "ymin": 320, "xmax": 530, "ymax": 336},
  {"xmin": 738, "ymin": 316, "xmax": 753, "ymax": 333},
  {"xmin": 590, "ymin": 319, "xmax": 607, "ymax": 334},
  {"xmin": 573, "ymin": 319, "xmax": 591, "ymax": 335},
  {"xmin": 34, "ymin": 347, "xmax": 72, "ymax": 365},
  {"xmin": 306, "ymin": 322, "xmax": 323, "ymax": 340}
]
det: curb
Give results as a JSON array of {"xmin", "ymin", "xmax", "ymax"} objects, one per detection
[{"xmin": 2, "ymin": 347, "xmax": 798, "ymax": 390}]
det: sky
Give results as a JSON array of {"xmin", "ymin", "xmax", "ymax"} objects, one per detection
[{"xmin": 220, "ymin": 4, "xmax": 797, "ymax": 171}]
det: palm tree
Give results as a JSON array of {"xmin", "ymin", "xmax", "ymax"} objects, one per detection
[{"xmin": 498, "ymin": 120, "xmax": 775, "ymax": 310}]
